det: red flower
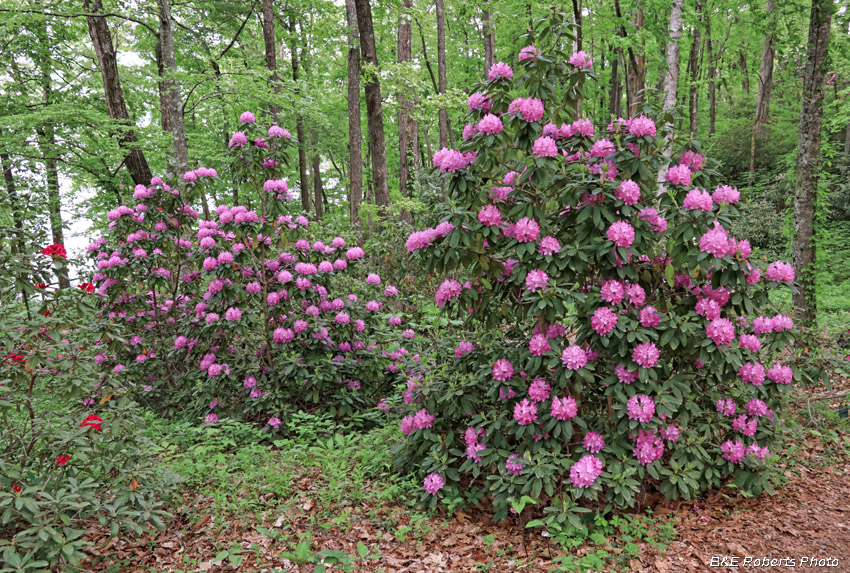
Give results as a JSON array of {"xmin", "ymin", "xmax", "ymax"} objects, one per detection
[
  {"xmin": 43, "ymin": 309, "xmax": 51, "ymax": 317},
  {"xmin": 80, "ymin": 414, "xmax": 103, "ymax": 432},
  {"xmin": 56, "ymin": 454, "xmax": 71, "ymax": 466},
  {"xmin": 78, "ymin": 282, "xmax": 95, "ymax": 293},
  {"xmin": 4, "ymin": 352, "xmax": 25, "ymax": 365},
  {"xmin": 12, "ymin": 484, "xmax": 22, "ymax": 494},
  {"xmin": 41, "ymin": 243, "xmax": 67, "ymax": 258},
  {"xmin": 35, "ymin": 283, "xmax": 48, "ymax": 289}
]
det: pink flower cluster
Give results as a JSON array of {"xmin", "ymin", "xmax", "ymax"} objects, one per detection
[
  {"xmin": 432, "ymin": 148, "xmax": 476, "ymax": 173},
  {"xmin": 570, "ymin": 455, "xmax": 603, "ymax": 488}
]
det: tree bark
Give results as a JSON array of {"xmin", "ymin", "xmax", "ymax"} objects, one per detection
[
  {"xmin": 345, "ymin": 0, "xmax": 363, "ymax": 232},
  {"xmin": 155, "ymin": 41, "xmax": 172, "ymax": 134},
  {"xmin": 750, "ymin": 1, "xmax": 775, "ymax": 173},
  {"xmin": 436, "ymin": 0, "xmax": 450, "ymax": 149},
  {"xmin": 287, "ymin": 16, "xmax": 311, "ymax": 212},
  {"xmin": 739, "ymin": 50, "xmax": 750, "ymax": 93},
  {"xmin": 571, "ymin": 0, "xmax": 582, "ymax": 51},
  {"xmin": 658, "ymin": 0, "xmax": 683, "ymax": 186},
  {"xmin": 397, "ymin": 0, "xmax": 415, "ymax": 224},
  {"xmin": 792, "ymin": 0, "xmax": 831, "ymax": 327},
  {"xmin": 608, "ymin": 46, "xmax": 621, "ymax": 118},
  {"xmin": 354, "ymin": 0, "xmax": 391, "ymax": 215},
  {"xmin": 688, "ymin": 0, "xmax": 704, "ymax": 138},
  {"xmin": 706, "ymin": 8, "xmax": 716, "ymax": 136},
  {"xmin": 1, "ymin": 153, "xmax": 23, "ymax": 242},
  {"xmin": 482, "ymin": 5, "xmax": 495, "ymax": 69},
  {"xmin": 83, "ymin": 0, "xmax": 152, "ymax": 186},
  {"xmin": 158, "ymin": 0, "xmax": 189, "ymax": 174},
  {"xmin": 311, "ymin": 148, "xmax": 323, "ymax": 220},
  {"xmin": 262, "ymin": 0, "xmax": 280, "ymax": 121},
  {"xmin": 614, "ymin": 0, "xmax": 646, "ymax": 117}
]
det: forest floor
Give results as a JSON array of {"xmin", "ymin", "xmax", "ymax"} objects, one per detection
[{"xmin": 80, "ymin": 379, "xmax": 850, "ymax": 573}]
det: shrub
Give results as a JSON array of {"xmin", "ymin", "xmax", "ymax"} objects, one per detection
[
  {"xmin": 394, "ymin": 15, "xmax": 804, "ymax": 522},
  {"xmin": 86, "ymin": 117, "xmax": 411, "ymax": 426},
  {"xmin": 0, "ymin": 233, "xmax": 170, "ymax": 570}
]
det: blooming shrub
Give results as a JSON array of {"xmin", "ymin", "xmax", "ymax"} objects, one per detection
[
  {"xmin": 87, "ymin": 115, "xmax": 409, "ymax": 426},
  {"xmin": 0, "ymin": 234, "xmax": 170, "ymax": 569},
  {"xmin": 395, "ymin": 17, "xmax": 803, "ymax": 520}
]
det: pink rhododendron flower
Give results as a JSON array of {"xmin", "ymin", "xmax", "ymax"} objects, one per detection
[
  {"xmin": 424, "ymin": 473, "xmax": 445, "ymax": 494},
  {"xmin": 591, "ymin": 306, "xmax": 618, "ymax": 336},
  {"xmin": 716, "ymin": 398, "xmax": 736, "ymax": 417},
  {"xmin": 590, "ymin": 139, "xmax": 615, "ymax": 158},
  {"xmin": 467, "ymin": 92, "xmax": 490, "ymax": 111},
  {"xmin": 765, "ymin": 261, "xmax": 795, "ymax": 282},
  {"xmin": 478, "ymin": 204, "xmax": 502, "ymax": 226},
  {"xmin": 712, "ymin": 185, "xmax": 740, "ymax": 204},
  {"xmin": 739, "ymin": 362, "xmax": 765, "ymax": 385},
  {"xmin": 627, "ymin": 394, "xmax": 655, "ymax": 423},
  {"xmin": 569, "ymin": 50, "xmax": 593, "ymax": 69},
  {"xmin": 513, "ymin": 399, "xmax": 538, "ymax": 425},
  {"xmin": 505, "ymin": 454, "xmax": 524, "ymax": 476},
  {"xmin": 477, "ymin": 113, "xmax": 503, "ymax": 135},
  {"xmin": 551, "ymin": 395, "xmax": 578, "ymax": 420},
  {"xmin": 721, "ymin": 440, "xmax": 745, "ymax": 463},
  {"xmin": 639, "ymin": 306, "xmax": 661, "ymax": 328},
  {"xmin": 518, "ymin": 45, "xmax": 539, "ymax": 62},
  {"xmin": 615, "ymin": 180, "xmax": 641, "ymax": 205},
  {"xmin": 455, "ymin": 341, "xmax": 474, "ymax": 357},
  {"xmin": 745, "ymin": 398, "xmax": 769, "ymax": 417},
  {"xmin": 488, "ymin": 61, "xmax": 513, "ymax": 80},
  {"xmin": 538, "ymin": 236, "xmax": 560, "ymax": 255},
  {"xmin": 532, "ymin": 136, "xmax": 558, "ymax": 157},
  {"xmin": 600, "ymin": 280, "xmax": 625, "ymax": 304},
  {"xmin": 683, "ymin": 189, "xmax": 714, "ymax": 212},
  {"xmin": 665, "ymin": 165, "xmax": 692, "ymax": 186},
  {"xmin": 527, "ymin": 377, "xmax": 551, "ymax": 402},
  {"xmin": 615, "ymin": 364, "xmax": 639, "ymax": 384},
  {"xmin": 525, "ymin": 269, "xmax": 549, "ymax": 292},
  {"xmin": 632, "ymin": 342, "xmax": 660, "ymax": 368},
  {"xmin": 492, "ymin": 358, "xmax": 514, "ymax": 381},
  {"xmin": 767, "ymin": 363, "xmax": 792, "ymax": 385},
  {"xmin": 660, "ymin": 425, "xmax": 680, "ymax": 442},
  {"xmin": 699, "ymin": 223, "xmax": 732, "ymax": 257},
  {"xmin": 570, "ymin": 455, "xmax": 603, "ymax": 488},
  {"xmin": 561, "ymin": 345, "xmax": 587, "ymax": 370},
  {"xmin": 628, "ymin": 115, "xmax": 656, "ymax": 137},
  {"xmin": 607, "ymin": 221, "xmax": 635, "ymax": 248},
  {"xmin": 633, "ymin": 429, "xmax": 664, "ymax": 465},
  {"xmin": 706, "ymin": 318, "xmax": 735, "ymax": 347},
  {"xmin": 513, "ymin": 217, "xmax": 540, "ymax": 242},
  {"xmin": 583, "ymin": 432, "xmax": 605, "ymax": 453},
  {"xmin": 528, "ymin": 334, "xmax": 551, "ymax": 357}
]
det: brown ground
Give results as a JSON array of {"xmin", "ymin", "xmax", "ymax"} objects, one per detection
[{"xmin": 82, "ymin": 386, "xmax": 850, "ymax": 572}]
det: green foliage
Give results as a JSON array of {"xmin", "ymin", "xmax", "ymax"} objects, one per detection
[{"xmin": 0, "ymin": 278, "xmax": 173, "ymax": 571}]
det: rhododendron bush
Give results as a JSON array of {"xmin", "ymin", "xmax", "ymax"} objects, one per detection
[
  {"xmin": 396, "ymin": 21, "xmax": 800, "ymax": 521},
  {"xmin": 88, "ymin": 115, "xmax": 408, "ymax": 423}
]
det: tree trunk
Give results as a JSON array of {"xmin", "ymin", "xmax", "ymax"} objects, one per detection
[
  {"xmin": 345, "ymin": 0, "xmax": 363, "ymax": 232},
  {"xmin": 482, "ymin": 5, "xmax": 495, "ymax": 69},
  {"xmin": 706, "ymin": 8, "xmax": 716, "ymax": 136},
  {"xmin": 750, "ymin": 1, "xmax": 775, "ymax": 173},
  {"xmin": 571, "ymin": 0, "xmax": 582, "ymax": 51},
  {"xmin": 311, "ymin": 148, "xmax": 323, "ymax": 220},
  {"xmin": 739, "ymin": 51, "xmax": 750, "ymax": 93},
  {"xmin": 436, "ymin": 0, "xmax": 450, "ymax": 148},
  {"xmin": 155, "ymin": 41, "xmax": 172, "ymax": 134},
  {"xmin": 688, "ymin": 0, "xmax": 704, "ymax": 138},
  {"xmin": 398, "ymin": 0, "xmax": 415, "ymax": 224},
  {"xmin": 608, "ymin": 47, "xmax": 621, "ymax": 118},
  {"xmin": 354, "ymin": 0, "xmax": 391, "ymax": 215},
  {"xmin": 262, "ymin": 0, "xmax": 280, "ymax": 121},
  {"xmin": 158, "ymin": 0, "xmax": 189, "ymax": 174},
  {"xmin": 83, "ymin": 0, "xmax": 152, "ymax": 186},
  {"xmin": 658, "ymin": 0, "xmax": 684, "ymax": 186},
  {"xmin": 1, "ymin": 153, "xmax": 23, "ymax": 241},
  {"xmin": 288, "ymin": 16, "xmax": 311, "ymax": 212},
  {"xmin": 792, "ymin": 0, "xmax": 831, "ymax": 327},
  {"xmin": 614, "ymin": 0, "xmax": 646, "ymax": 117}
]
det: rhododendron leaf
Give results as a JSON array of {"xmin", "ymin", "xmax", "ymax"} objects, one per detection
[
  {"xmin": 99, "ymin": 394, "xmax": 112, "ymax": 405},
  {"xmin": 665, "ymin": 263, "xmax": 675, "ymax": 287}
]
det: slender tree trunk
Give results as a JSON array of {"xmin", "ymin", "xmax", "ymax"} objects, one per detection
[
  {"xmin": 262, "ymin": 0, "xmax": 280, "ymax": 121},
  {"xmin": 345, "ymin": 0, "xmax": 363, "ymax": 232},
  {"xmin": 354, "ymin": 0, "xmax": 391, "ymax": 216},
  {"xmin": 739, "ymin": 51, "xmax": 750, "ymax": 93},
  {"xmin": 155, "ymin": 41, "xmax": 172, "ymax": 134},
  {"xmin": 83, "ymin": 0, "xmax": 152, "ymax": 186},
  {"xmin": 398, "ymin": 0, "xmax": 415, "ymax": 224},
  {"xmin": 571, "ymin": 0, "xmax": 582, "ymax": 51},
  {"xmin": 1, "ymin": 153, "xmax": 23, "ymax": 240},
  {"xmin": 750, "ymin": 1, "xmax": 775, "ymax": 174},
  {"xmin": 793, "ymin": 0, "xmax": 831, "ymax": 327},
  {"xmin": 436, "ymin": 0, "xmax": 450, "ymax": 148},
  {"xmin": 688, "ymin": 0, "xmax": 704, "ymax": 138},
  {"xmin": 615, "ymin": 0, "xmax": 646, "ymax": 117},
  {"xmin": 288, "ymin": 16, "xmax": 311, "ymax": 212},
  {"xmin": 658, "ymin": 0, "xmax": 684, "ymax": 186},
  {"xmin": 311, "ymin": 148, "xmax": 323, "ymax": 220},
  {"xmin": 158, "ymin": 0, "xmax": 189, "ymax": 174},
  {"xmin": 609, "ymin": 47, "xmax": 621, "ymax": 118},
  {"xmin": 706, "ymin": 8, "xmax": 716, "ymax": 136},
  {"xmin": 482, "ymin": 5, "xmax": 495, "ymax": 69}
]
